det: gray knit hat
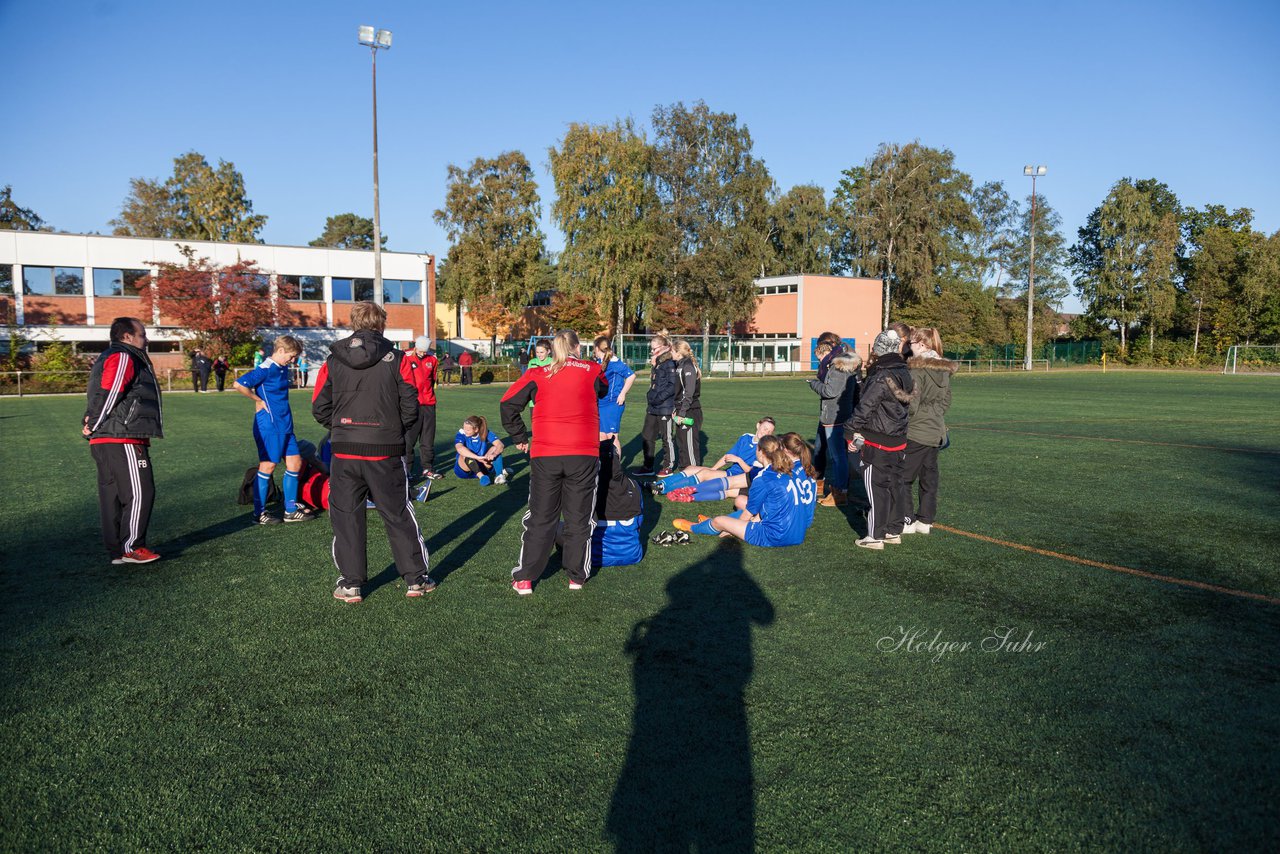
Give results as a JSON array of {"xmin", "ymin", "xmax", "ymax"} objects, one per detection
[
  {"xmin": 872, "ymin": 329, "xmax": 901, "ymax": 356},
  {"xmin": 414, "ymin": 335, "xmax": 431, "ymax": 351}
]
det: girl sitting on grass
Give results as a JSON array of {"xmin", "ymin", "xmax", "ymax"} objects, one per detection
[
  {"xmin": 659, "ymin": 417, "xmax": 776, "ymax": 502},
  {"xmin": 453, "ymin": 415, "xmax": 507, "ymax": 485},
  {"xmin": 673, "ymin": 434, "xmax": 816, "ymax": 547}
]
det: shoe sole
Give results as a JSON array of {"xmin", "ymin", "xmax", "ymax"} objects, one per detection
[
  {"xmin": 333, "ymin": 593, "xmax": 363, "ymax": 603},
  {"xmin": 120, "ymin": 555, "xmax": 160, "ymax": 564},
  {"xmin": 857, "ymin": 541, "xmax": 884, "ymax": 550},
  {"xmin": 406, "ymin": 588, "xmax": 437, "ymax": 597},
  {"xmin": 568, "ymin": 584, "xmax": 584, "ymax": 591},
  {"xmin": 513, "ymin": 586, "xmax": 533, "ymax": 596},
  {"xmin": 284, "ymin": 516, "xmax": 317, "ymax": 523},
  {"xmin": 884, "ymin": 537, "xmax": 902, "ymax": 545}
]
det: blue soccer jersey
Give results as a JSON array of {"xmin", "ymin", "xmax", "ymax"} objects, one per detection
[
  {"xmin": 454, "ymin": 429, "xmax": 499, "ymax": 477},
  {"xmin": 724, "ymin": 433, "xmax": 761, "ymax": 476},
  {"xmin": 743, "ymin": 465, "xmax": 816, "ymax": 547},
  {"xmin": 236, "ymin": 360, "xmax": 295, "ymax": 431},
  {"xmin": 600, "ymin": 359, "xmax": 635, "ymax": 407}
]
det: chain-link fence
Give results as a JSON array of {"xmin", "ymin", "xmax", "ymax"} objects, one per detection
[{"xmin": 947, "ymin": 341, "xmax": 1100, "ymax": 365}]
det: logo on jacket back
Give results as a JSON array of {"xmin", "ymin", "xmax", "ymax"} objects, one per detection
[{"xmin": 383, "ymin": 352, "xmax": 395, "ymax": 362}]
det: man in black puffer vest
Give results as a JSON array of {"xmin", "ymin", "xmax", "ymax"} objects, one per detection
[
  {"xmin": 312, "ymin": 301, "xmax": 435, "ymax": 604},
  {"xmin": 83, "ymin": 317, "xmax": 164, "ymax": 565}
]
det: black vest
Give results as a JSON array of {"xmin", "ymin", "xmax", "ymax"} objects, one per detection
[{"xmin": 84, "ymin": 343, "xmax": 164, "ymax": 440}]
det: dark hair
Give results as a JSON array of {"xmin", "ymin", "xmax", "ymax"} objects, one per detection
[
  {"xmin": 816, "ymin": 331, "xmax": 842, "ymax": 348},
  {"xmin": 109, "ymin": 317, "xmax": 141, "ymax": 343}
]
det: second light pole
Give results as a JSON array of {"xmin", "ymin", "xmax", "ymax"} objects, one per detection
[
  {"xmin": 359, "ymin": 24, "xmax": 392, "ymax": 304},
  {"xmin": 1023, "ymin": 164, "xmax": 1047, "ymax": 371}
]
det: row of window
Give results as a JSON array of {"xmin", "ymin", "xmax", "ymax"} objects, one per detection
[
  {"xmin": 0, "ymin": 265, "xmax": 422, "ymax": 304},
  {"xmin": 757, "ymin": 283, "xmax": 799, "ymax": 295}
]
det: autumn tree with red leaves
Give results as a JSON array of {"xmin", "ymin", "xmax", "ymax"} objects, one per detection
[
  {"xmin": 544, "ymin": 291, "xmax": 604, "ymax": 337},
  {"xmin": 140, "ymin": 247, "xmax": 298, "ymax": 355},
  {"xmin": 465, "ymin": 292, "xmax": 520, "ymax": 352},
  {"xmin": 645, "ymin": 292, "xmax": 701, "ymax": 334}
]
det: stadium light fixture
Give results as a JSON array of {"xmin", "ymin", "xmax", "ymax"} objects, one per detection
[
  {"xmin": 358, "ymin": 24, "xmax": 393, "ymax": 303},
  {"xmin": 1023, "ymin": 165, "xmax": 1047, "ymax": 371}
]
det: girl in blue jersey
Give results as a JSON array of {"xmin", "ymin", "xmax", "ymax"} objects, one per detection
[
  {"xmin": 594, "ymin": 336, "xmax": 635, "ymax": 441},
  {"xmin": 674, "ymin": 434, "xmax": 817, "ymax": 547},
  {"xmin": 453, "ymin": 415, "xmax": 507, "ymax": 485},
  {"xmin": 658, "ymin": 417, "xmax": 775, "ymax": 501}
]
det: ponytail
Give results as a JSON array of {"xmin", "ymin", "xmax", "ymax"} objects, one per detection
[
  {"xmin": 593, "ymin": 334, "xmax": 614, "ymax": 369},
  {"xmin": 756, "ymin": 435, "xmax": 791, "ymax": 474},
  {"xmin": 463, "ymin": 415, "xmax": 489, "ymax": 444},
  {"xmin": 780, "ymin": 432, "xmax": 818, "ymax": 479}
]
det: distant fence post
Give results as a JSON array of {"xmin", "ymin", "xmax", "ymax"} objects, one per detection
[{"xmin": 16, "ymin": 371, "xmax": 22, "ymax": 397}]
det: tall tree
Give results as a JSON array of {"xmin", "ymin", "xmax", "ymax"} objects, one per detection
[
  {"xmin": 830, "ymin": 142, "xmax": 974, "ymax": 327},
  {"xmin": 0, "ymin": 185, "xmax": 48, "ymax": 231},
  {"xmin": 958, "ymin": 180, "xmax": 1016, "ymax": 289},
  {"xmin": 766, "ymin": 184, "xmax": 833, "ymax": 275},
  {"xmin": 309, "ymin": 213, "xmax": 387, "ymax": 249},
  {"xmin": 433, "ymin": 151, "xmax": 546, "ymax": 323},
  {"xmin": 549, "ymin": 119, "xmax": 664, "ymax": 336},
  {"xmin": 544, "ymin": 291, "xmax": 605, "ymax": 335},
  {"xmin": 1001, "ymin": 193, "xmax": 1070, "ymax": 308},
  {"xmin": 650, "ymin": 101, "xmax": 773, "ymax": 347},
  {"xmin": 111, "ymin": 151, "xmax": 267, "ymax": 242}
]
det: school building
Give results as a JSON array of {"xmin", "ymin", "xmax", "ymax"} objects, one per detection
[{"xmin": 729, "ymin": 274, "xmax": 884, "ymax": 368}]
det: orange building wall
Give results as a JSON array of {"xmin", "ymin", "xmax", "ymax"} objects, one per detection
[
  {"xmin": 94, "ymin": 296, "xmax": 144, "ymax": 323},
  {"xmin": 23, "ymin": 296, "xmax": 87, "ymax": 325},
  {"xmin": 749, "ymin": 293, "xmax": 799, "ymax": 335},
  {"xmin": 799, "ymin": 276, "xmax": 883, "ymax": 357},
  {"xmin": 284, "ymin": 301, "xmax": 327, "ymax": 327},
  {"xmin": 385, "ymin": 304, "xmax": 423, "ymax": 337}
]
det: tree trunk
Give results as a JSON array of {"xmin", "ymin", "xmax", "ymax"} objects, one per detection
[{"xmin": 701, "ymin": 317, "xmax": 710, "ymax": 374}]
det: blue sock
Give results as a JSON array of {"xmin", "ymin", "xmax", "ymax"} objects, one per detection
[
  {"xmin": 692, "ymin": 479, "xmax": 728, "ymax": 500},
  {"xmin": 491, "ymin": 455, "xmax": 504, "ymax": 476},
  {"xmin": 661, "ymin": 472, "xmax": 696, "ymax": 491},
  {"xmin": 729, "ymin": 508, "xmax": 747, "ymax": 519},
  {"xmin": 283, "ymin": 470, "xmax": 299, "ymax": 513},
  {"xmin": 691, "ymin": 518, "xmax": 719, "ymax": 536},
  {"xmin": 255, "ymin": 472, "xmax": 271, "ymax": 515}
]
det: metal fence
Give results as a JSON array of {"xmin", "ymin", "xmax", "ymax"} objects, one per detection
[{"xmin": 952, "ymin": 359, "xmax": 1051, "ymax": 373}]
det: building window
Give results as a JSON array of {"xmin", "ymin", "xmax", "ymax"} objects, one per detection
[
  {"xmin": 93, "ymin": 268, "xmax": 148, "ymax": 297},
  {"xmin": 22, "ymin": 266, "xmax": 53, "ymax": 295},
  {"xmin": 279, "ymin": 274, "xmax": 324, "ymax": 301},
  {"xmin": 527, "ymin": 289, "xmax": 554, "ymax": 308},
  {"xmin": 384, "ymin": 279, "xmax": 421, "ymax": 304},
  {"xmin": 756, "ymin": 283, "xmax": 798, "ymax": 295},
  {"xmin": 331, "ymin": 277, "xmax": 374, "ymax": 302},
  {"xmin": 54, "ymin": 267, "xmax": 84, "ymax": 295},
  {"xmin": 0, "ymin": 264, "xmax": 11, "ymax": 294}
]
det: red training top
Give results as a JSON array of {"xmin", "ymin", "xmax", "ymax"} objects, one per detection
[
  {"xmin": 399, "ymin": 352, "xmax": 438, "ymax": 405},
  {"xmin": 500, "ymin": 358, "xmax": 607, "ymax": 458},
  {"xmin": 459, "ymin": 352, "xmax": 473, "ymax": 367}
]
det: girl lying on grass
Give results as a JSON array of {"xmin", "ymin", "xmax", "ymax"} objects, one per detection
[
  {"xmin": 673, "ymin": 433, "xmax": 817, "ymax": 547},
  {"xmin": 453, "ymin": 415, "xmax": 507, "ymax": 485}
]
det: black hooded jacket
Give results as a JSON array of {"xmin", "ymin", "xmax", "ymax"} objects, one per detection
[
  {"xmin": 844, "ymin": 352, "xmax": 914, "ymax": 446},
  {"xmin": 312, "ymin": 330, "xmax": 417, "ymax": 458}
]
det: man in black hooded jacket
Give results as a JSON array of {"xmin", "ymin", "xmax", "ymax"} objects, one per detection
[{"xmin": 312, "ymin": 301, "xmax": 435, "ymax": 603}]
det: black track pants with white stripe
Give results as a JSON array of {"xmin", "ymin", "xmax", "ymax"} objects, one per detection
[
  {"xmin": 859, "ymin": 443, "xmax": 907, "ymax": 540},
  {"xmin": 512, "ymin": 455, "xmax": 599, "ymax": 585},
  {"xmin": 675, "ymin": 409, "xmax": 703, "ymax": 468},
  {"xmin": 641, "ymin": 413, "xmax": 675, "ymax": 471},
  {"xmin": 329, "ymin": 456, "xmax": 430, "ymax": 586},
  {"xmin": 91, "ymin": 442, "xmax": 156, "ymax": 559}
]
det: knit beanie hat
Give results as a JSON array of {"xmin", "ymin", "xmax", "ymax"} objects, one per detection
[
  {"xmin": 414, "ymin": 335, "xmax": 431, "ymax": 351},
  {"xmin": 872, "ymin": 330, "xmax": 901, "ymax": 356}
]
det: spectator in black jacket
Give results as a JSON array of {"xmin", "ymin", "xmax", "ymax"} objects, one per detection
[
  {"xmin": 637, "ymin": 335, "xmax": 678, "ymax": 476},
  {"xmin": 671, "ymin": 338, "xmax": 703, "ymax": 468},
  {"xmin": 191, "ymin": 349, "xmax": 212, "ymax": 393},
  {"xmin": 212, "ymin": 356, "xmax": 229, "ymax": 392},
  {"xmin": 844, "ymin": 329, "xmax": 914, "ymax": 550},
  {"xmin": 312, "ymin": 301, "xmax": 436, "ymax": 603}
]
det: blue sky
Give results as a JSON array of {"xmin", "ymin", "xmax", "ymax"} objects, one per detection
[{"xmin": 3, "ymin": 0, "xmax": 1278, "ymax": 312}]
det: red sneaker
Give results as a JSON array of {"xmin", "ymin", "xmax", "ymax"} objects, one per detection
[
  {"xmin": 512, "ymin": 579, "xmax": 533, "ymax": 596},
  {"xmin": 568, "ymin": 578, "xmax": 584, "ymax": 591},
  {"xmin": 666, "ymin": 487, "xmax": 695, "ymax": 503},
  {"xmin": 120, "ymin": 547, "xmax": 161, "ymax": 564}
]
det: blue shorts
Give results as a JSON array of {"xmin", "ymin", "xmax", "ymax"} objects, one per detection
[
  {"xmin": 254, "ymin": 418, "xmax": 299, "ymax": 463},
  {"xmin": 743, "ymin": 521, "xmax": 800, "ymax": 548},
  {"xmin": 598, "ymin": 402, "xmax": 625, "ymax": 434}
]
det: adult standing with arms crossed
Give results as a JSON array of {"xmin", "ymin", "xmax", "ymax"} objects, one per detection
[
  {"xmin": 82, "ymin": 317, "xmax": 163, "ymax": 565},
  {"xmin": 636, "ymin": 335, "xmax": 678, "ymax": 476},
  {"xmin": 500, "ymin": 329, "xmax": 609, "ymax": 594},
  {"xmin": 459, "ymin": 349, "xmax": 474, "ymax": 385},
  {"xmin": 402, "ymin": 335, "xmax": 443, "ymax": 481},
  {"xmin": 902, "ymin": 327, "xmax": 955, "ymax": 535},
  {"xmin": 312, "ymin": 302, "xmax": 436, "ymax": 603}
]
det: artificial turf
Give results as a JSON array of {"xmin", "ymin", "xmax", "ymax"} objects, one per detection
[{"xmin": 1, "ymin": 371, "xmax": 1277, "ymax": 851}]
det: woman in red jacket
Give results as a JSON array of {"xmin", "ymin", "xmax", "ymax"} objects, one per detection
[{"xmin": 500, "ymin": 329, "xmax": 608, "ymax": 594}]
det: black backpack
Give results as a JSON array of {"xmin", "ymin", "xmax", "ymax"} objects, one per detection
[{"xmin": 237, "ymin": 466, "xmax": 283, "ymax": 506}]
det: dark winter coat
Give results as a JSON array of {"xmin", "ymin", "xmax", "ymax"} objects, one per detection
[
  {"xmin": 844, "ymin": 353, "xmax": 913, "ymax": 446},
  {"xmin": 809, "ymin": 354, "xmax": 860, "ymax": 425},
  {"xmin": 674, "ymin": 356, "xmax": 702, "ymax": 418},
  {"xmin": 312, "ymin": 331, "xmax": 417, "ymax": 458},
  {"xmin": 83, "ymin": 341, "xmax": 164, "ymax": 440},
  {"xmin": 907, "ymin": 354, "xmax": 956, "ymax": 447},
  {"xmin": 646, "ymin": 352, "xmax": 678, "ymax": 416}
]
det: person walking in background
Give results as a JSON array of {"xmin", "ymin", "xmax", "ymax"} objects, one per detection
[
  {"xmin": 191, "ymin": 349, "xmax": 212, "ymax": 393},
  {"xmin": 234, "ymin": 335, "xmax": 315, "ymax": 526},
  {"xmin": 312, "ymin": 301, "xmax": 435, "ymax": 604},
  {"xmin": 808, "ymin": 333, "xmax": 861, "ymax": 507},
  {"xmin": 902, "ymin": 327, "xmax": 955, "ymax": 536},
  {"xmin": 671, "ymin": 339, "xmax": 703, "ymax": 469},
  {"xmin": 402, "ymin": 335, "xmax": 443, "ymax": 481},
  {"xmin": 296, "ymin": 351, "xmax": 310, "ymax": 388},
  {"xmin": 845, "ymin": 329, "xmax": 914, "ymax": 550},
  {"xmin": 500, "ymin": 329, "xmax": 608, "ymax": 594},
  {"xmin": 212, "ymin": 355, "xmax": 229, "ymax": 392},
  {"xmin": 459, "ymin": 350, "xmax": 474, "ymax": 385},
  {"xmin": 82, "ymin": 317, "xmax": 164, "ymax": 565},
  {"xmin": 636, "ymin": 335, "xmax": 678, "ymax": 477},
  {"xmin": 594, "ymin": 335, "xmax": 635, "ymax": 442},
  {"xmin": 518, "ymin": 344, "xmax": 532, "ymax": 374},
  {"xmin": 439, "ymin": 352, "xmax": 458, "ymax": 384}
]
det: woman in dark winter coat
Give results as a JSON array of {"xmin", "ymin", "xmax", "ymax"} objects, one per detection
[
  {"xmin": 808, "ymin": 335, "xmax": 861, "ymax": 507},
  {"xmin": 671, "ymin": 338, "xmax": 703, "ymax": 469},
  {"xmin": 902, "ymin": 327, "xmax": 955, "ymax": 535},
  {"xmin": 844, "ymin": 329, "xmax": 914, "ymax": 550},
  {"xmin": 638, "ymin": 335, "xmax": 678, "ymax": 476}
]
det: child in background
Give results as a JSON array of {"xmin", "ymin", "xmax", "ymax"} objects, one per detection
[
  {"xmin": 453, "ymin": 415, "xmax": 507, "ymax": 485},
  {"xmin": 658, "ymin": 417, "xmax": 776, "ymax": 501},
  {"xmin": 673, "ymin": 434, "xmax": 816, "ymax": 547},
  {"xmin": 528, "ymin": 340, "xmax": 553, "ymax": 369},
  {"xmin": 594, "ymin": 335, "xmax": 635, "ymax": 441}
]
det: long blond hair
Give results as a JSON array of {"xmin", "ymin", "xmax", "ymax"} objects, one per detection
[
  {"xmin": 780, "ymin": 432, "xmax": 818, "ymax": 479},
  {"xmin": 671, "ymin": 338, "xmax": 700, "ymax": 375},
  {"xmin": 756, "ymin": 435, "xmax": 791, "ymax": 474},
  {"xmin": 911, "ymin": 326, "xmax": 943, "ymax": 355},
  {"xmin": 463, "ymin": 414, "xmax": 489, "ymax": 442},
  {"xmin": 593, "ymin": 335, "xmax": 614, "ymax": 369},
  {"xmin": 547, "ymin": 329, "xmax": 581, "ymax": 377}
]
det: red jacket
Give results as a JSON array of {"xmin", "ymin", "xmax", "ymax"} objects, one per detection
[
  {"xmin": 500, "ymin": 358, "xmax": 607, "ymax": 457},
  {"xmin": 459, "ymin": 352, "xmax": 474, "ymax": 367},
  {"xmin": 399, "ymin": 352, "xmax": 438, "ymax": 405}
]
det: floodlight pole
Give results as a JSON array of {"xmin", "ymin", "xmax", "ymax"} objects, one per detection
[
  {"xmin": 370, "ymin": 43, "xmax": 384, "ymax": 305},
  {"xmin": 1023, "ymin": 165, "xmax": 1046, "ymax": 371}
]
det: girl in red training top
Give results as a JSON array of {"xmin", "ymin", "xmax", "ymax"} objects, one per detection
[{"xmin": 500, "ymin": 329, "xmax": 609, "ymax": 595}]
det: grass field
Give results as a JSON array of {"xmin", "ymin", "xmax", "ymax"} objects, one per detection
[{"xmin": 2, "ymin": 372, "xmax": 1278, "ymax": 851}]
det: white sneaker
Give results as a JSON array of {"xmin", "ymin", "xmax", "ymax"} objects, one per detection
[
  {"xmin": 856, "ymin": 536, "xmax": 884, "ymax": 550},
  {"xmin": 901, "ymin": 520, "xmax": 919, "ymax": 534},
  {"xmin": 494, "ymin": 472, "xmax": 508, "ymax": 485},
  {"xmin": 883, "ymin": 533, "xmax": 902, "ymax": 545},
  {"xmin": 914, "ymin": 522, "xmax": 931, "ymax": 534}
]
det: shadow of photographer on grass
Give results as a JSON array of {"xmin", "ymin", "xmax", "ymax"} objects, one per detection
[{"xmin": 608, "ymin": 541, "xmax": 774, "ymax": 852}]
